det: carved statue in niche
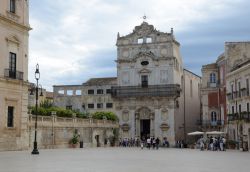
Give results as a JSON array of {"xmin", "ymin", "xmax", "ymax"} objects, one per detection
[
  {"xmin": 122, "ymin": 111, "xmax": 129, "ymax": 122},
  {"xmin": 161, "ymin": 109, "xmax": 168, "ymax": 121}
]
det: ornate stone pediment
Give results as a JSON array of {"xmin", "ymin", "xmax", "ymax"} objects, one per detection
[
  {"xmin": 5, "ymin": 35, "xmax": 20, "ymax": 47},
  {"xmin": 133, "ymin": 51, "xmax": 155, "ymax": 61},
  {"xmin": 133, "ymin": 22, "xmax": 154, "ymax": 37}
]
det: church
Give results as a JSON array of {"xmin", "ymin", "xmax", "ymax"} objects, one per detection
[{"xmin": 54, "ymin": 21, "xmax": 201, "ymax": 146}]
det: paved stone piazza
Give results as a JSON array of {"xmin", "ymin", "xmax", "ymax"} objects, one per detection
[{"xmin": 0, "ymin": 148, "xmax": 249, "ymax": 172}]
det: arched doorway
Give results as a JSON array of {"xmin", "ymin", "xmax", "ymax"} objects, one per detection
[{"xmin": 135, "ymin": 107, "xmax": 154, "ymax": 140}]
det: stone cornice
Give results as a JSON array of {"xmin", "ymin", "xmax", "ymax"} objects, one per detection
[
  {"xmin": 0, "ymin": 14, "xmax": 32, "ymax": 31},
  {"xmin": 226, "ymin": 63, "xmax": 250, "ymax": 78}
]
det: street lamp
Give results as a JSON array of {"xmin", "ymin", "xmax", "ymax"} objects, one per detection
[{"xmin": 31, "ymin": 63, "xmax": 42, "ymax": 155}]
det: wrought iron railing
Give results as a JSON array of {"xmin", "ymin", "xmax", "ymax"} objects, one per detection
[
  {"xmin": 111, "ymin": 84, "xmax": 181, "ymax": 98},
  {"xmin": 196, "ymin": 119, "xmax": 224, "ymax": 126},
  {"xmin": 4, "ymin": 69, "xmax": 23, "ymax": 80}
]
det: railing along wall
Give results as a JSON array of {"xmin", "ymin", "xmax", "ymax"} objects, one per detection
[{"xmin": 28, "ymin": 115, "xmax": 119, "ymax": 128}]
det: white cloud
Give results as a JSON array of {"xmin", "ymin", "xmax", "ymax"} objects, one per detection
[{"xmin": 29, "ymin": 0, "xmax": 249, "ymax": 90}]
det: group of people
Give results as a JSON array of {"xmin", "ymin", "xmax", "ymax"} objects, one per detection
[
  {"xmin": 119, "ymin": 138, "xmax": 141, "ymax": 147},
  {"xmin": 198, "ymin": 136, "xmax": 226, "ymax": 151},
  {"xmin": 119, "ymin": 137, "xmax": 170, "ymax": 149}
]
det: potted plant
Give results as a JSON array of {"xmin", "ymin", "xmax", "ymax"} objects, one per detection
[
  {"xmin": 227, "ymin": 140, "xmax": 237, "ymax": 149},
  {"xmin": 69, "ymin": 130, "xmax": 79, "ymax": 148}
]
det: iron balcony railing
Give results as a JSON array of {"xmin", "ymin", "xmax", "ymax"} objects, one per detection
[
  {"xmin": 207, "ymin": 81, "xmax": 220, "ymax": 88},
  {"xmin": 228, "ymin": 113, "xmax": 250, "ymax": 122},
  {"xmin": 227, "ymin": 89, "xmax": 250, "ymax": 101},
  {"xmin": 196, "ymin": 119, "xmax": 224, "ymax": 127},
  {"xmin": 111, "ymin": 84, "xmax": 181, "ymax": 98},
  {"xmin": 4, "ymin": 69, "xmax": 23, "ymax": 80}
]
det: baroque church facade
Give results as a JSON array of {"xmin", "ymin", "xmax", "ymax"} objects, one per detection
[{"xmin": 54, "ymin": 22, "xmax": 201, "ymax": 145}]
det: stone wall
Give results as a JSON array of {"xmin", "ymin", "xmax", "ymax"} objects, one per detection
[{"xmin": 28, "ymin": 115, "xmax": 119, "ymax": 149}]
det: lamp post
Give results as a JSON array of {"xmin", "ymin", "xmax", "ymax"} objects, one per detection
[{"xmin": 31, "ymin": 63, "xmax": 41, "ymax": 155}]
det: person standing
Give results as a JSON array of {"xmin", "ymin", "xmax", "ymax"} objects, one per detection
[
  {"xmin": 147, "ymin": 137, "xmax": 151, "ymax": 149},
  {"xmin": 156, "ymin": 137, "xmax": 160, "ymax": 150}
]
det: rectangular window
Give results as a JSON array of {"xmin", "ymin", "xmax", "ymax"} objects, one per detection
[
  {"xmin": 82, "ymin": 104, "xmax": 85, "ymax": 110},
  {"xmin": 231, "ymin": 84, "xmax": 234, "ymax": 99},
  {"xmin": 88, "ymin": 104, "xmax": 94, "ymax": 109},
  {"xmin": 66, "ymin": 90, "xmax": 73, "ymax": 96},
  {"xmin": 106, "ymin": 103, "xmax": 113, "ymax": 108},
  {"xmin": 7, "ymin": 106, "xmax": 14, "ymax": 127},
  {"xmin": 75, "ymin": 90, "xmax": 81, "ymax": 96},
  {"xmin": 146, "ymin": 37, "xmax": 152, "ymax": 43},
  {"xmin": 247, "ymin": 79, "xmax": 249, "ymax": 96},
  {"xmin": 238, "ymin": 82, "xmax": 241, "ymax": 97},
  {"xmin": 66, "ymin": 106, "xmax": 72, "ymax": 110},
  {"xmin": 97, "ymin": 89, "xmax": 103, "ymax": 94},
  {"xmin": 232, "ymin": 106, "xmax": 234, "ymax": 115},
  {"xmin": 106, "ymin": 89, "xmax": 111, "ymax": 94},
  {"xmin": 10, "ymin": 0, "xmax": 16, "ymax": 13},
  {"xmin": 97, "ymin": 103, "xmax": 103, "ymax": 109},
  {"xmin": 9, "ymin": 52, "xmax": 16, "ymax": 79},
  {"xmin": 138, "ymin": 38, "xmax": 143, "ymax": 44},
  {"xmin": 88, "ymin": 89, "xmax": 94, "ymax": 95},
  {"xmin": 141, "ymin": 75, "xmax": 148, "ymax": 87}
]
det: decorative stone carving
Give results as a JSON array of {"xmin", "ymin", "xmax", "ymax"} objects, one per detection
[
  {"xmin": 121, "ymin": 123, "xmax": 130, "ymax": 131},
  {"xmin": 161, "ymin": 48, "xmax": 167, "ymax": 56},
  {"xmin": 139, "ymin": 108, "xmax": 151, "ymax": 119},
  {"xmin": 161, "ymin": 109, "xmax": 168, "ymax": 121},
  {"xmin": 122, "ymin": 50, "xmax": 129, "ymax": 58},
  {"xmin": 134, "ymin": 22, "xmax": 154, "ymax": 37},
  {"xmin": 160, "ymin": 123, "xmax": 169, "ymax": 131},
  {"xmin": 135, "ymin": 113, "xmax": 139, "ymax": 119},
  {"xmin": 122, "ymin": 111, "xmax": 129, "ymax": 122},
  {"xmin": 150, "ymin": 113, "xmax": 155, "ymax": 120}
]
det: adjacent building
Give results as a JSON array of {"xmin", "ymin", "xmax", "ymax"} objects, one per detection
[
  {"xmin": 200, "ymin": 53, "xmax": 226, "ymax": 132},
  {"xmin": 0, "ymin": 0, "xmax": 31, "ymax": 150},
  {"xmin": 226, "ymin": 42, "xmax": 250, "ymax": 151},
  {"xmin": 53, "ymin": 77, "xmax": 117, "ymax": 114}
]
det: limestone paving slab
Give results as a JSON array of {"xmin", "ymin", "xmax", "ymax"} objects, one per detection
[{"xmin": 0, "ymin": 148, "xmax": 249, "ymax": 172}]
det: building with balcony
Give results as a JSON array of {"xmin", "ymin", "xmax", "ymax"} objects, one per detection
[
  {"xmin": 226, "ymin": 42, "xmax": 250, "ymax": 151},
  {"xmin": 0, "ymin": 0, "xmax": 31, "ymax": 151},
  {"xmin": 113, "ymin": 22, "xmax": 201, "ymax": 145},
  {"xmin": 53, "ymin": 22, "xmax": 201, "ymax": 146},
  {"xmin": 200, "ymin": 54, "xmax": 226, "ymax": 131}
]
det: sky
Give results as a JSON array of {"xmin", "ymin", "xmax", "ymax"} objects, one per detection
[{"xmin": 28, "ymin": 0, "xmax": 250, "ymax": 91}]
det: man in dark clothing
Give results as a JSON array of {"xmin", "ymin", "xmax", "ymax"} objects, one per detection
[{"xmin": 156, "ymin": 137, "xmax": 160, "ymax": 149}]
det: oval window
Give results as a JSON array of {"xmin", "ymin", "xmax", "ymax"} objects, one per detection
[{"xmin": 141, "ymin": 61, "xmax": 149, "ymax": 66}]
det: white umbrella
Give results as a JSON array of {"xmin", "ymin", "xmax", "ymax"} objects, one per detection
[
  {"xmin": 187, "ymin": 131, "xmax": 204, "ymax": 135},
  {"xmin": 206, "ymin": 131, "xmax": 225, "ymax": 135}
]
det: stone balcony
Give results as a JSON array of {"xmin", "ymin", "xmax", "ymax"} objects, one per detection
[{"xmin": 111, "ymin": 84, "xmax": 181, "ymax": 98}]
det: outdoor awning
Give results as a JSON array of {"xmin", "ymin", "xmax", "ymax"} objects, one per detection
[
  {"xmin": 206, "ymin": 131, "xmax": 225, "ymax": 135},
  {"xmin": 187, "ymin": 131, "xmax": 204, "ymax": 135}
]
